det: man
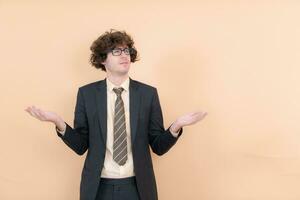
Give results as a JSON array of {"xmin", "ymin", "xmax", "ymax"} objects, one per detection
[{"xmin": 25, "ymin": 30, "xmax": 207, "ymax": 200}]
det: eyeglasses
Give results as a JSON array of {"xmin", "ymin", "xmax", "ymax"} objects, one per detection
[{"xmin": 110, "ymin": 47, "xmax": 133, "ymax": 56}]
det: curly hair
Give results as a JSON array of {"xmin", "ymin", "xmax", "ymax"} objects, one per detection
[{"xmin": 89, "ymin": 29, "xmax": 139, "ymax": 71}]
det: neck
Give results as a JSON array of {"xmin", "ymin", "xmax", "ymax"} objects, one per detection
[{"xmin": 106, "ymin": 73, "xmax": 129, "ymax": 86}]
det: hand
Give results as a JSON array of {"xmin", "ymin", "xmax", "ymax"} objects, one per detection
[
  {"xmin": 171, "ymin": 111, "xmax": 208, "ymax": 132},
  {"xmin": 24, "ymin": 105, "xmax": 66, "ymax": 131}
]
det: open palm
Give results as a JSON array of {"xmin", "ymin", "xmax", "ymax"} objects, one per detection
[
  {"xmin": 176, "ymin": 111, "xmax": 207, "ymax": 127},
  {"xmin": 25, "ymin": 105, "xmax": 59, "ymax": 123}
]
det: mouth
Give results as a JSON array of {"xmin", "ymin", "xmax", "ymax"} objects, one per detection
[{"xmin": 120, "ymin": 61, "xmax": 129, "ymax": 65}]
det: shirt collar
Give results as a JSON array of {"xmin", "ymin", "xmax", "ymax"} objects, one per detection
[{"xmin": 106, "ymin": 77, "xmax": 130, "ymax": 92}]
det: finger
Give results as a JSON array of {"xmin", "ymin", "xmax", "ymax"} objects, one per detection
[
  {"xmin": 191, "ymin": 112, "xmax": 203, "ymax": 118},
  {"xmin": 196, "ymin": 111, "xmax": 207, "ymax": 116},
  {"xmin": 28, "ymin": 109, "xmax": 39, "ymax": 118},
  {"xmin": 32, "ymin": 107, "xmax": 43, "ymax": 118},
  {"xmin": 32, "ymin": 106, "xmax": 42, "ymax": 114},
  {"xmin": 192, "ymin": 111, "xmax": 205, "ymax": 116},
  {"xmin": 192, "ymin": 112, "xmax": 206, "ymax": 121},
  {"xmin": 198, "ymin": 112, "xmax": 208, "ymax": 120},
  {"xmin": 28, "ymin": 106, "xmax": 37, "ymax": 112},
  {"xmin": 37, "ymin": 109, "xmax": 48, "ymax": 120},
  {"xmin": 24, "ymin": 107, "xmax": 31, "ymax": 113},
  {"xmin": 35, "ymin": 109, "xmax": 43, "ymax": 119},
  {"xmin": 186, "ymin": 112, "xmax": 200, "ymax": 118},
  {"xmin": 193, "ymin": 111, "xmax": 202, "ymax": 115}
]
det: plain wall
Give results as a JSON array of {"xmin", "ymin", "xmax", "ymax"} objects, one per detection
[{"xmin": 1, "ymin": 0, "xmax": 300, "ymax": 199}]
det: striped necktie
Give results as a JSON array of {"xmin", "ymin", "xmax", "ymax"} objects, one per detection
[{"xmin": 112, "ymin": 87, "xmax": 128, "ymax": 166}]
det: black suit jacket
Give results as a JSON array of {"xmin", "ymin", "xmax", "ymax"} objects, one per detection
[{"xmin": 56, "ymin": 78, "xmax": 183, "ymax": 200}]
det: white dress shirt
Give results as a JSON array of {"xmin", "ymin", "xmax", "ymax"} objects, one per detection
[{"xmin": 101, "ymin": 77, "xmax": 134, "ymax": 178}]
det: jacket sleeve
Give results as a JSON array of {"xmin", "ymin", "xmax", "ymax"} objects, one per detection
[
  {"xmin": 56, "ymin": 88, "xmax": 89, "ymax": 155},
  {"xmin": 148, "ymin": 88, "xmax": 183, "ymax": 156}
]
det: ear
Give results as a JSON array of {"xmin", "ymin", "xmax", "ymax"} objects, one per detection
[{"xmin": 100, "ymin": 53, "xmax": 107, "ymax": 65}]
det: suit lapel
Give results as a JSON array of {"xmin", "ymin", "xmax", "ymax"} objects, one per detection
[
  {"xmin": 129, "ymin": 78, "xmax": 141, "ymax": 144},
  {"xmin": 95, "ymin": 79, "xmax": 107, "ymax": 144}
]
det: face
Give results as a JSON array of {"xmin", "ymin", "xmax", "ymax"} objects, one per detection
[{"xmin": 102, "ymin": 44, "xmax": 131, "ymax": 76}]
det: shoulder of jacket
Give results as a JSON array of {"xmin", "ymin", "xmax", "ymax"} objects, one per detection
[
  {"xmin": 131, "ymin": 79, "xmax": 157, "ymax": 92},
  {"xmin": 78, "ymin": 79, "xmax": 105, "ymax": 91}
]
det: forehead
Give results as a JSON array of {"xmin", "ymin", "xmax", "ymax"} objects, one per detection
[{"xmin": 114, "ymin": 44, "xmax": 128, "ymax": 49}]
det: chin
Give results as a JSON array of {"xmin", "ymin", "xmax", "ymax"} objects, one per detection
[
  {"xmin": 121, "ymin": 66, "xmax": 130, "ymax": 72},
  {"xmin": 117, "ymin": 70, "xmax": 129, "ymax": 75}
]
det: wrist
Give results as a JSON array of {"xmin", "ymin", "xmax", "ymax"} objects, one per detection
[
  {"xmin": 170, "ymin": 121, "xmax": 182, "ymax": 133},
  {"xmin": 54, "ymin": 118, "xmax": 66, "ymax": 131}
]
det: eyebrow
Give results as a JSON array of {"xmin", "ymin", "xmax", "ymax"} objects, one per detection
[{"xmin": 114, "ymin": 45, "xmax": 129, "ymax": 48}]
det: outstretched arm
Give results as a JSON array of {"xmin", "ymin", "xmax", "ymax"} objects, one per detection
[
  {"xmin": 25, "ymin": 88, "xmax": 89, "ymax": 155},
  {"xmin": 148, "ymin": 89, "xmax": 207, "ymax": 155},
  {"xmin": 25, "ymin": 105, "xmax": 66, "ymax": 132}
]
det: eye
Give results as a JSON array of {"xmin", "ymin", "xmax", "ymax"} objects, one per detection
[
  {"xmin": 124, "ymin": 48, "xmax": 130, "ymax": 54},
  {"xmin": 113, "ymin": 48, "xmax": 121, "ymax": 54}
]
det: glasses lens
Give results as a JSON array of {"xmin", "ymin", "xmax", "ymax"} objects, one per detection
[
  {"xmin": 124, "ymin": 48, "xmax": 130, "ymax": 55},
  {"xmin": 112, "ymin": 49, "xmax": 121, "ymax": 56}
]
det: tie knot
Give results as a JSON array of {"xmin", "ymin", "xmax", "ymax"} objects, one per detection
[{"xmin": 113, "ymin": 87, "xmax": 124, "ymax": 96}]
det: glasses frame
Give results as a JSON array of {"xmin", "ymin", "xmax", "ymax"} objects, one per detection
[{"xmin": 110, "ymin": 47, "xmax": 134, "ymax": 56}]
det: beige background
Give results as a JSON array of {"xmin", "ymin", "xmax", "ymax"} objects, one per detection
[{"xmin": 1, "ymin": 0, "xmax": 300, "ymax": 199}]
